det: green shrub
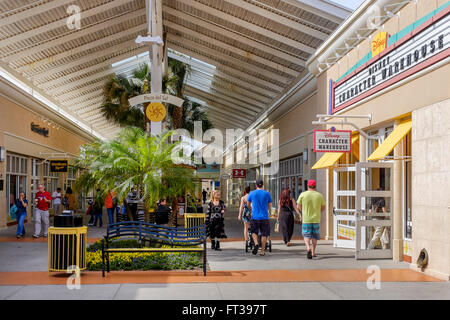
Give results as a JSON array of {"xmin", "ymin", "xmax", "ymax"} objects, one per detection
[{"xmin": 86, "ymin": 239, "xmax": 203, "ymax": 271}]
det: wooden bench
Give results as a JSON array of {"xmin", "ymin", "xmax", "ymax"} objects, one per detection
[{"xmin": 101, "ymin": 221, "xmax": 207, "ymax": 277}]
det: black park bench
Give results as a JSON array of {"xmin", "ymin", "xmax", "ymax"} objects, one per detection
[{"xmin": 101, "ymin": 221, "xmax": 207, "ymax": 276}]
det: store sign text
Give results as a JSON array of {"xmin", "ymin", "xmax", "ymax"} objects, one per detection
[
  {"xmin": 314, "ymin": 130, "xmax": 352, "ymax": 153},
  {"xmin": 49, "ymin": 159, "xmax": 68, "ymax": 173},
  {"xmin": 332, "ymin": 11, "xmax": 449, "ymax": 114},
  {"xmin": 31, "ymin": 122, "xmax": 49, "ymax": 137}
]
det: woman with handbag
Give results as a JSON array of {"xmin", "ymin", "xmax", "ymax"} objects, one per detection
[
  {"xmin": 206, "ymin": 190, "xmax": 227, "ymax": 251},
  {"xmin": 277, "ymin": 188, "xmax": 301, "ymax": 246},
  {"xmin": 15, "ymin": 192, "xmax": 28, "ymax": 239}
]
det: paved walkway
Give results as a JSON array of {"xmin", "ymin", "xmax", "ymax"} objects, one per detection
[{"xmin": 0, "ymin": 209, "xmax": 449, "ymax": 299}]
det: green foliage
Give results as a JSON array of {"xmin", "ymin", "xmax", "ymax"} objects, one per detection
[{"xmin": 73, "ymin": 127, "xmax": 196, "ymax": 210}]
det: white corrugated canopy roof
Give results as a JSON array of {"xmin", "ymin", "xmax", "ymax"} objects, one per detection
[{"xmin": 0, "ymin": 0, "xmax": 351, "ymax": 138}]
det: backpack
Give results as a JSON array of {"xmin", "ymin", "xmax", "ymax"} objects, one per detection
[{"xmin": 62, "ymin": 196, "xmax": 69, "ymax": 208}]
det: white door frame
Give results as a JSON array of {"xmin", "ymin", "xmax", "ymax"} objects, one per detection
[
  {"xmin": 355, "ymin": 162, "xmax": 394, "ymax": 259},
  {"xmin": 333, "ymin": 166, "xmax": 357, "ymax": 249}
]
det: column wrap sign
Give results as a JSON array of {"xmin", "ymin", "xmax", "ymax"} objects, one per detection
[
  {"xmin": 128, "ymin": 93, "xmax": 184, "ymax": 108},
  {"xmin": 129, "ymin": 93, "xmax": 184, "ymax": 123},
  {"xmin": 330, "ymin": 9, "xmax": 450, "ymax": 114},
  {"xmin": 314, "ymin": 130, "xmax": 352, "ymax": 153}
]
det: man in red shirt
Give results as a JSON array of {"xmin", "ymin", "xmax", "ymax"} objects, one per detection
[{"xmin": 33, "ymin": 184, "xmax": 52, "ymax": 238}]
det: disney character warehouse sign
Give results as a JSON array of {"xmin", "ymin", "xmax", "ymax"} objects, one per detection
[{"xmin": 331, "ymin": 9, "xmax": 449, "ymax": 114}]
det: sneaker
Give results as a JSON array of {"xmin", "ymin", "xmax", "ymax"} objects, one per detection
[
  {"xmin": 16, "ymin": 235, "xmax": 21, "ymax": 239},
  {"xmin": 32, "ymin": 235, "xmax": 39, "ymax": 238},
  {"xmin": 43, "ymin": 235, "xmax": 48, "ymax": 238},
  {"xmin": 307, "ymin": 249, "xmax": 312, "ymax": 259},
  {"xmin": 252, "ymin": 244, "xmax": 259, "ymax": 255}
]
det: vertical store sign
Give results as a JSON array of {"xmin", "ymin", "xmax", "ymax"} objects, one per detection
[{"xmin": 330, "ymin": 9, "xmax": 450, "ymax": 114}]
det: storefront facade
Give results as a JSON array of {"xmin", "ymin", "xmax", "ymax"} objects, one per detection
[
  {"xmin": 0, "ymin": 77, "xmax": 95, "ymax": 229},
  {"xmin": 307, "ymin": 1, "xmax": 449, "ymax": 279},
  {"xmin": 221, "ymin": 77, "xmax": 328, "ymax": 235}
]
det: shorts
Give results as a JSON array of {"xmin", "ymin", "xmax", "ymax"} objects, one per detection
[
  {"xmin": 302, "ymin": 223, "xmax": 320, "ymax": 240},
  {"xmin": 250, "ymin": 219, "xmax": 270, "ymax": 237}
]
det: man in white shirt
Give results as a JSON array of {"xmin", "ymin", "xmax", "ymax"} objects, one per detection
[{"xmin": 52, "ymin": 187, "xmax": 62, "ymax": 215}]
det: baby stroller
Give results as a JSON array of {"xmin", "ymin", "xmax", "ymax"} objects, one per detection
[{"xmin": 245, "ymin": 227, "xmax": 272, "ymax": 253}]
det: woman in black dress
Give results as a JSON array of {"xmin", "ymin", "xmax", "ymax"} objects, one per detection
[
  {"xmin": 206, "ymin": 190, "xmax": 227, "ymax": 251},
  {"xmin": 277, "ymin": 188, "xmax": 300, "ymax": 246}
]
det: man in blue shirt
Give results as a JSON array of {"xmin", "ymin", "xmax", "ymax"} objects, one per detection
[{"xmin": 247, "ymin": 179, "xmax": 272, "ymax": 256}]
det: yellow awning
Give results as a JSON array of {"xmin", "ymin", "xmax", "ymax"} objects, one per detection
[
  {"xmin": 367, "ymin": 119, "xmax": 412, "ymax": 161},
  {"xmin": 312, "ymin": 132, "xmax": 359, "ymax": 169}
]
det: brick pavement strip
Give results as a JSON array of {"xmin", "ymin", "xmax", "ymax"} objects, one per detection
[{"xmin": 0, "ymin": 269, "xmax": 442, "ymax": 286}]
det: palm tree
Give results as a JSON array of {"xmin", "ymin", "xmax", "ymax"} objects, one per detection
[
  {"xmin": 73, "ymin": 127, "xmax": 196, "ymax": 221},
  {"xmin": 100, "ymin": 59, "xmax": 212, "ymax": 133}
]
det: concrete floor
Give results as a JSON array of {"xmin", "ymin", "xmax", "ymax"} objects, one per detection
[{"xmin": 1, "ymin": 282, "xmax": 449, "ymax": 300}]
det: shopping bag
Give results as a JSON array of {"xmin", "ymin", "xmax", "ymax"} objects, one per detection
[{"xmin": 274, "ymin": 221, "xmax": 279, "ymax": 233}]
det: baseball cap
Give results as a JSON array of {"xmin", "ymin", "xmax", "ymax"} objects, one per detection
[
  {"xmin": 256, "ymin": 179, "xmax": 264, "ymax": 187},
  {"xmin": 307, "ymin": 179, "xmax": 316, "ymax": 187}
]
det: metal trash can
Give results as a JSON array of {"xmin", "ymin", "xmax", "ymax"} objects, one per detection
[
  {"xmin": 48, "ymin": 226, "xmax": 87, "ymax": 272},
  {"xmin": 54, "ymin": 214, "xmax": 83, "ymax": 227}
]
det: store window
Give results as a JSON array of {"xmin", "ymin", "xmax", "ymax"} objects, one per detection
[
  {"xmin": 66, "ymin": 165, "xmax": 76, "ymax": 189},
  {"xmin": 31, "ymin": 158, "xmax": 41, "ymax": 206},
  {"xmin": 368, "ymin": 126, "xmax": 394, "ymax": 159},
  {"xmin": 43, "ymin": 161, "xmax": 59, "ymax": 194},
  {"xmin": 277, "ymin": 155, "xmax": 303, "ymax": 202},
  {"xmin": 6, "ymin": 154, "xmax": 28, "ymax": 223}
]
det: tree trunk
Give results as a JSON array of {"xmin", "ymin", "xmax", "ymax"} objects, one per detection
[
  {"xmin": 123, "ymin": 199, "xmax": 133, "ymax": 221},
  {"xmin": 170, "ymin": 196, "xmax": 178, "ymax": 227},
  {"xmin": 172, "ymin": 105, "xmax": 183, "ymax": 129}
]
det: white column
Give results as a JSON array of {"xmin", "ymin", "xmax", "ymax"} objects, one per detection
[
  {"xmin": 393, "ymin": 120, "xmax": 403, "ymax": 261},
  {"xmin": 147, "ymin": 0, "xmax": 164, "ymax": 135}
]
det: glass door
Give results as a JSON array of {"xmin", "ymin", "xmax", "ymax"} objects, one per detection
[
  {"xmin": 355, "ymin": 162, "xmax": 393, "ymax": 259},
  {"xmin": 333, "ymin": 166, "xmax": 357, "ymax": 248}
]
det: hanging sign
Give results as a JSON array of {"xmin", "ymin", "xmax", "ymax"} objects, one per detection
[
  {"xmin": 145, "ymin": 102, "xmax": 166, "ymax": 122},
  {"xmin": 314, "ymin": 130, "xmax": 352, "ymax": 153},
  {"xmin": 49, "ymin": 159, "xmax": 68, "ymax": 173},
  {"xmin": 232, "ymin": 169, "xmax": 246, "ymax": 179},
  {"xmin": 128, "ymin": 93, "xmax": 184, "ymax": 108},
  {"xmin": 331, "ymin": 10, "xmax": 449, "ymax": 114}
]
